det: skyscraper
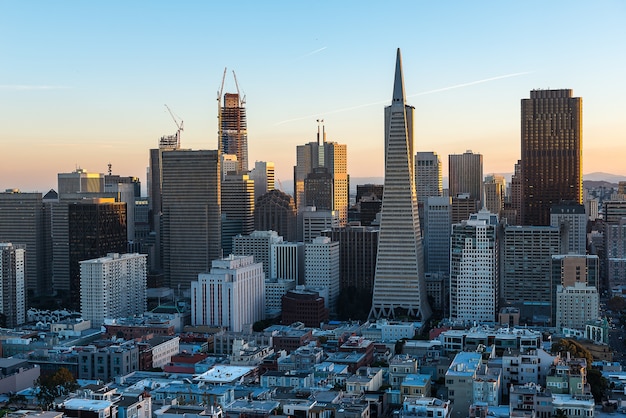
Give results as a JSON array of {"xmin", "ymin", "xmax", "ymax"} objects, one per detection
[
  {"xmin": 449, "ymin": 209, "xmax": 499, "ymax": 323},
  {"xmin": 220, "ymin": 92, "xmax": 248, "ymax": 173},
  {"xmin": 0, "ymin": 190, "xmax": 47, "ymax": 298},
  {"xmin": 415, "ymin": 151, "xmax": 443, "ymax": 201},
  {"xmin": 161, "ymin": 149, "xmax": 221, "ymax": 292},
  {"xmin": 254, "ymin": 189, "xmax": 297, "ymax": 242},
  {"xmin": 483, "ymin": 174, "xmax": 506, "ymax": 217},
  {"xmin": 221, "ymin": 172, "xmax": 255, "ymax": 255},
  {"xmin": 521, "ymin": 89, "xmax": 582, "ymax": 226},
  {"xmin": 449, "ymin": 150, "xmax": 483, "ymax": 203},
  {"xmin": 294, "ymin": 123, "xmax": 348, "ymax": 225},
  {"xmin": 305, "ymin": 236, "xmax": 340, "ymax": 315},
  {"xmin": 250, "ymin": 161, "xmax": 275, "ymax": 202},
  {"xmin": 423, "ymin": 196, "xmax": 451, "ymax": 275},
  {"xmin": 369, "ymin": 49, "xmax": 431, "ymax": 321}
]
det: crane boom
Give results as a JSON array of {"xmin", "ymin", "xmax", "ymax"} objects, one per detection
[
  {"xmin": 232, "ymin": 70, "xmax": 246, "ymax": 106},
  {"xmin": 164, "ymin": 104, "xmax": 184, "ymax": 148}
]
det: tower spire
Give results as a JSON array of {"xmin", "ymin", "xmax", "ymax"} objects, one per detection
[{"xmin": 392, "ymin": 48, "xmax": 406, "ymax": 105}]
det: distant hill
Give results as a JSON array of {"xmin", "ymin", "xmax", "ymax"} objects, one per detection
[{"xmin": 583, "ymin": 172, "xmax": 626, "ymax": 183}]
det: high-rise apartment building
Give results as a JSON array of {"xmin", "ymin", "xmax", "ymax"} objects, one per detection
[
  {"xmin": 254, "ymin": 190, "xmax": 297, "ymax": 242},
  {"xmin": 502, "ymin": 226, "xmax": 561, "ymax": 325},
  {"xmin": 449, "ymin": 151, "xmax": 483, "ymax": 203},
  {"xmin": 294, "ymin": 124, "xmax": 348, "ymax": 225},
  {"xmin": 369, "ymin": 49, "xmax": 431, "ymax": 321},
  {"xmin": 221, "ymin": 172, "xmax": 255, "ymax": 255},
  {"xmin": 521, "ymin": 89, "xmax": 583, "ymax": 226},
  {"xmin": 0, "ymin": 243, "xmax": 26, "ymax": 327},
  {"xmin": 250, "ymin": 161, "xmax": 275, "ymax": 202},
  {"xmin": 191, "ymin": 255, "xmax": 265, "ymax": 332},
  {"xmin": 423, "ymin": 196, "xmax": 451, "ymax": 275},
  {"xmin": 220, "ymin": 92, "xmax": 248, "ymax": 173},
  {"xmin": 233, "ymin": 230, "xmax": 284, "ymax": 279},
  {"xmin": 550, "ymin": 203, "xmax": 587, "ymax": 255},
  {"xmin": 80, "ymin": 253, "xmax": 147, "ymax": 326},
  {"xmin": 161, "ymin": 150, "xmax": 221, "ymax": 292},
  {"xmin": 0, "ymin": 190, "xmax": 47, "ymax": 297},
  {"xmin": 321, "ymin": 225, "xmax": 379, "ymax": 293},
  {"xmin": 415, "ymin": 151, "xmax": 443, "ymax": 201},
  {"xmin": 305, "ymin": 236, "xmax": 340, "ymax": 315},
  {"xmin": 449, "ymin": 209, "xmax": 499, "ymax": 323}
]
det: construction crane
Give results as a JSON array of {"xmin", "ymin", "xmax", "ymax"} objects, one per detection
[
  {"xmin": 164, "ymin": 104, "xmax": 184, "ymax": 148},
  {"xmin": 217, "ymin": 67, "xmax": 227, "ymax": 152},
  {"xmin": 232, "ymin": 70, "xmax": 246, "ymax": 106}
]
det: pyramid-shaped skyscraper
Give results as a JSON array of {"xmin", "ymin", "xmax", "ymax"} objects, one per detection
[{"xmin": 369, "ymin": 49, "xmax": 432, "ymax": 321}]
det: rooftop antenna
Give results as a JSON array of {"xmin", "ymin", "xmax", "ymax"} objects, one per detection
[{"xmin": 107, "ymin": 163, "xmax": 112, "ymax": 176}]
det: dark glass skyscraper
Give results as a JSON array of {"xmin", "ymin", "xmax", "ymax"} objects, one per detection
[{"xmin": 521, "ymin": 89, "xmax": 582, "ymax": 226}]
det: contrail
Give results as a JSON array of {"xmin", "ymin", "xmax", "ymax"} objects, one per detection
[
  {"xmin": 0, "ymin": 84, "xmax": 70, "ymax": 90},
  {"xmin": 298, "ymin": 46, "xmax": 327, "ymax": 59},
  {"xmin": 275, "ymin": 71, "xmax": 532, "ymax": 126},
  {"xmin": 408, "ymin": 72, "xmax": 532, "ymax": 98}
]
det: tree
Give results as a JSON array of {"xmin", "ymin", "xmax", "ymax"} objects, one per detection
[
  {"xmin": 607, "ymin": 296, "xmax": 626, "ymax": 313},
  {"xmin": 35, "ymin": 367, "xmax": 78, "ymax": 410},
  {"xmin": 550, "ymin": 338, "xmax": 593, "ymax": 367},
  {"xmin": 587, "ymin": 368, "xmax": 608, "ymax": 403},
  {"xmin": 553, "ymin": 409, "xmax": 568, "ymax": 418}
]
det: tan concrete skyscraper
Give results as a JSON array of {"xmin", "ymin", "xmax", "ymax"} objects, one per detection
[
  {"xmin": 369, "ymin": 49, "xmax": 431, "ymax": 321},
  {"xmin": 521, "ymin": 89, "xmax": 582, "ymax": 226}
]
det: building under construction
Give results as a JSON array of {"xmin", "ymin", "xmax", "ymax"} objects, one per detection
[{"xmin": 219, "ymin": 70, "xmax": 248, "ymax": 173}]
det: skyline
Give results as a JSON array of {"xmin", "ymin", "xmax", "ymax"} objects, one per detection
[{"xmin": 2, "ymin": 1, "xmax": 626, "ymax": 193}]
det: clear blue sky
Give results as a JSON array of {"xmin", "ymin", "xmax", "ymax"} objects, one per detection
[{"xmin": 1, "ymin": 1, "xmax": 625, "ymax": 193}]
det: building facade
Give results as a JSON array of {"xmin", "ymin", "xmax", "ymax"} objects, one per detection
[
  {"xmin": 254, "ymin": 189, "xmax": 297, "ymax": 242},
  {"xmin": 423, "ymin": 196, "xmax": 451, "ymax": 275},
  {"xmin": 221, "ymin": 172, "xmax": 255, "ymax": 255},
  {"xmin": 191, "ymin": 255, "xmax": 265, "ymax": 332},
  {"xmin": 415, "ymin": 151, "xmax": 443, "ymax": 201},
  {"xmin": 550, "ymin": 203, "xmax": 587, "ymax": 255},
  {"xmin": 304, "ymin": 236, "xmax": 340, "ymax": 314},
  {"xmin": 0, "ymin": 243, "xmax": 26, "ymax": 327},
  {"xmin": 233, "ymin": 230, "xmax": 283, "ymax": 279},
  {"xmin": 161, "ymin": 149, "xmax": 221, "ymax": 291},
  {"xmin": 80, "ymin": 253, "xmax": 147, "ymax": 326},
  {"xmin": 521, "ymin": 89, "xmax": 583, "ymax": 226},
  {"xmin": 449, "ymin": 209, "xmax": 499, "ymax": 323},
  {"xmin": 502, "ymin": 226, "xmax": 561, "ymax": 325},
  {"xmin": 449, "ymin": 151, "xmax": 484, "ymax": 203}
]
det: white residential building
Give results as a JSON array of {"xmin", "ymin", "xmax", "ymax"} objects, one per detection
[
  {"xmin": 191, "ymin": 255, "xmax": 265, "ymax": 332},
  {"xmin": 305, "ymin": 236, "xmax": 340, "ymax": 314},
  {"xmin": 0, "ymin": 243, "xmax": 26, "ymax": 327},
  {"xmin": 450, "ymin": 209, "xmax": 499, "ymax": 324},
  {"xmin": 556, "ymin": 282, "xmax": 599, "ymax": 331},
  {"xmin": 80, "ymin": 253, "xmax": 147, "ymax": 326}
]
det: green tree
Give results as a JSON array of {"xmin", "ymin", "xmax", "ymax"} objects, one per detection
[
  {"xmin": 35, "ymin": 367, "xmax": 78, "ymax": 410},
  {"xmin": 553, "ymin": 409, "xmax": 568, "ymax": 418}
]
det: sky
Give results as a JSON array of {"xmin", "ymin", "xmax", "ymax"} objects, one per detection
[{"xmin": 1, "ymin": 1, "xmax": 626, "ymax": 194}]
